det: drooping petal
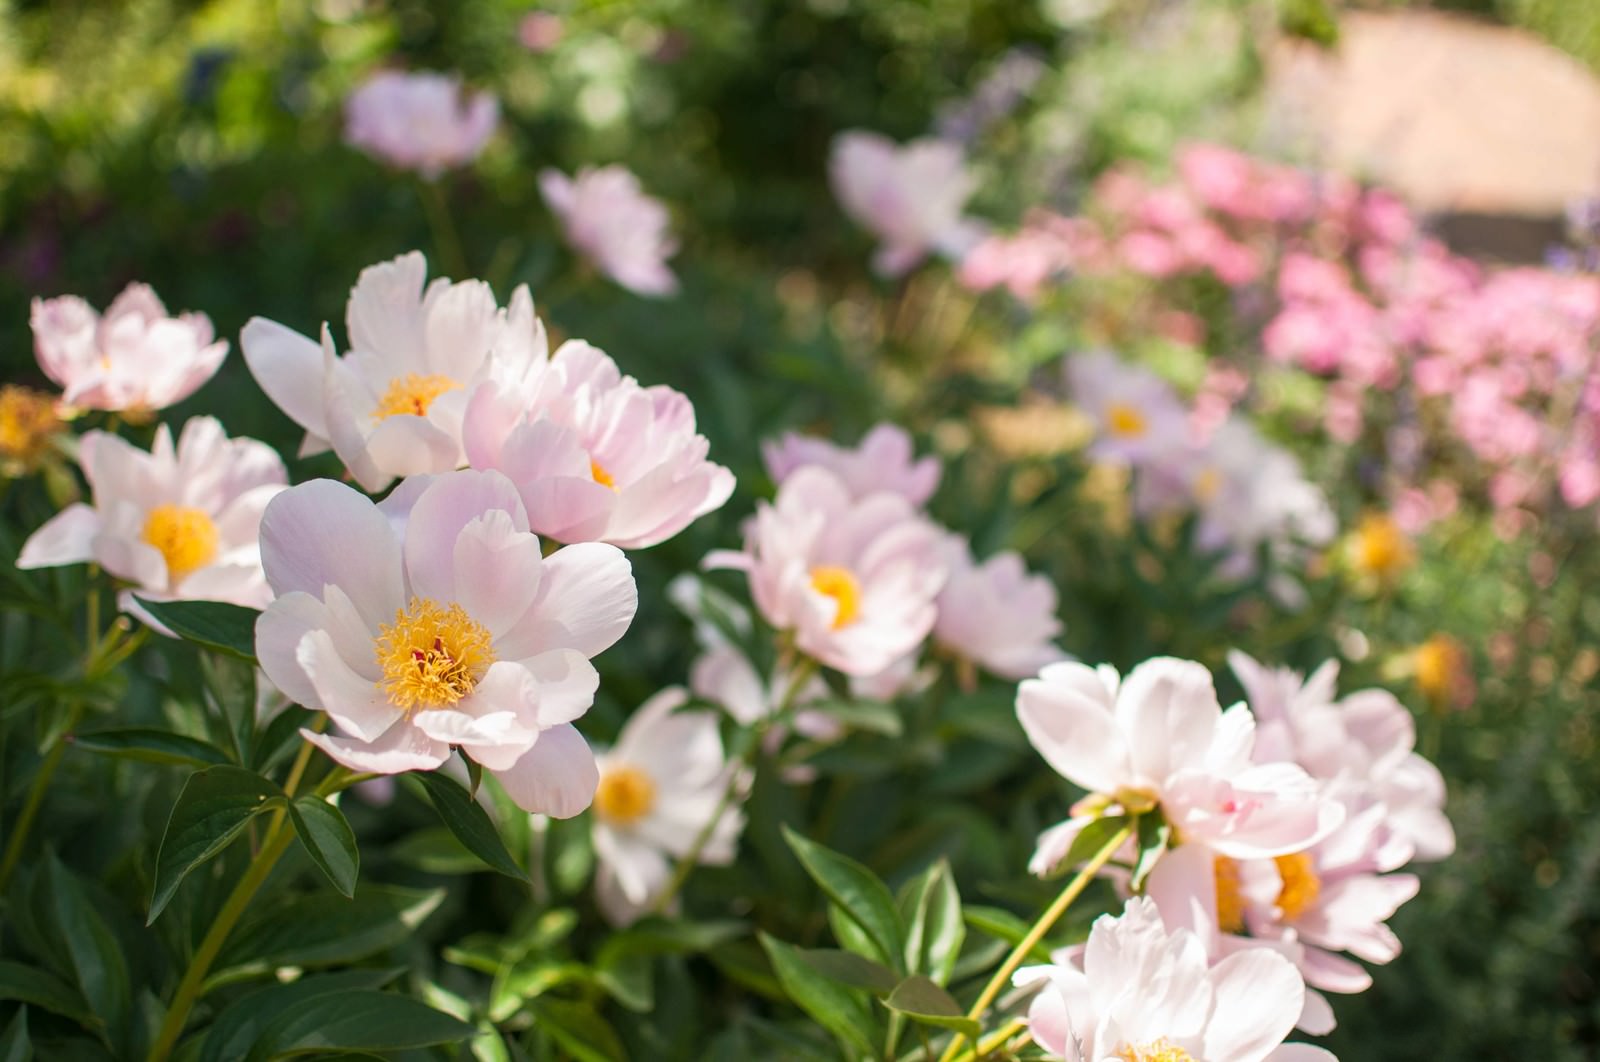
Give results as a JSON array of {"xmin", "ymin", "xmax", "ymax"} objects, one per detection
[
  {"xmin": 492, "ymin": 723, "xmax": 599, "ymax": 817},
  {"xmin": 302, "ymin": 722, "xmax": 450, "ymax": 774},
  {"xmin": 16, "ymin": 504, "xmax": 101, "ymax": 569}
]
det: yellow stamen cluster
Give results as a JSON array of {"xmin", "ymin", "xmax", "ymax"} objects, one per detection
[
  {"xmin": 594, "ymin": 764, "xmax": 657, "ymax": 825},
  {"xmin": 374, "ymin": 599, "xmax": 495, "ymax": 711},
  {"xmin": 1274, "ymin": 852, "xmax": 1322, "ymax": 920},
  {"xmin": 1105, "ymin": 401, "xmax": 1148, "ymax": 439},
  {"xmin": 1213, "ymin": 855, "xmax": 1246, "ymax": 934},
  {"xmin": 1117, "ymin": 1039, "xmax": 1196, "ymax": 1062},
  {"xmin": 0, "ymin": 386, "xmax": 61, "ymax": 469},
  {"xmin": 1347, "ymin": 512, "xmax": 1413, "ymax": 583},
  {"xmin": 809, "ymin": 566, "xmax": 862, "ymax": 630},
  {"xmin": 373, "ymin": 373, "xmax": 460, "ymax": 420},
  {"xmin": 590, "ymin": 459, "xmax": 617, "ymax": 490},
  {"xmin": 141, "ymin": 505, "xmax": 220, "ymax": 583}
]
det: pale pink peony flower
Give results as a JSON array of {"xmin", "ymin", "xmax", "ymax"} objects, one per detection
[
  {"xmin": 463, "ymin": 341, "xmax": 733, "ymax": 549},
  {"xmin": 344, "ymin": 69, "xmax": 498, "ymax": 178},
  {"xmin": 30, "ymin": 283, "xmax": 227, "ymax": 412},
  {"xmin": 1015, "ymin": 896, "xmax": 1335, "ymax": 1062},
  {"xmin": 241, "ymin": 251, "xmax": 548, "ymax": 494},
  {"xmin": 539, "ymin": 166, "xmax": 679, "ymax": 296},
  {"xmin": 704, "ymin": 466, "xmax": 947, "ymax": 676},
  {"xmin": 1017, "ymin": 658, "xmax": 1342, "ymax": 875},
  {"xmin": 591, "ymin": 687, "xmax": 747, "ymax": 924},
  {"xmin": 761, "ymin": 422, "xmax": 941, "ymax": 507},
  {"xmin": 253, "ymin": 469, "xmax": 637, "ymax": 815},
  {"xmin": 18, "ymin": 417, "xmax": 285, "ymax": 621},
  {"xmin": 828, "ymin": 130, "xmax": 983, "ymax": 277},
  {"xmin": 933, "ymin": 534, "xmax": 1066, "ymax": 679},
  {"xmin": 1064, "ymin": 350, "xmax": 1189, "ymax": 466}
]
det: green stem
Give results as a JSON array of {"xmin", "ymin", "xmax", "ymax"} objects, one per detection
[
  {"xmin": 417, "ymin": 179, "xmax": 469, "ymax": 279},
  {"xmin": 0, "ymin": 704, "xmax": 81, "ymax": 894},
  {"xmin": 937, "ymin": 822, "xmax": 1131, "ymax": 1062}
]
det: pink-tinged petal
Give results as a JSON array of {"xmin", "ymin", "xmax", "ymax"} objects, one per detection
[
  {"xmin": 346, "ymin": 251, "xmax": 429, "ymax": 368},
  {"xmin": 402, "ymin": 469, "xmax": 529, "ymax": 604},
  {"xmin": 1298, "ymin": 944, "xmax": 1372, "ymax": 993},
  {"xmin": 1266, "ymin": 1046, "xmax": 1338, "ymax": 1062},
  {"xmin": 453, "ymin": 510, "xmax": 543, "ymax": 636},
  {"xmin": 413, "ymin": 708, "xmax": 537, "ymax": 771},
  {"xmin": 1119, "ymin": 657, "xmax": 1222, "ymax": 782},
  {"xmin": 1146, "ymin": 842, "xmax": 1222, "ymax": 952},
  {"xmin": 1019, "ymin": 965, "xmax": 1095, "ymax": 1058},
  {"xmin": 492, "ymin": 723, "xmax": 598, "ymax": 817},
  {"xmin": 499, "ymin": 542, "xmax": 636, "ymax": 659},
  {"xmin": 1016, "ymin": 669, "xmax": 1130, "ymax": 794},
  {"xmin": 460, "ymin": 381, "xmax": 523, "ymax": 469},
  {"xmin": 256, "ymin": 592, "xmax": 332, "ymax": 710},
  {"xmin": 1203, "ymin": 949, "xmax": 1307, "ymax": 1062},
  {"xmin": 240, "ymin": 318, "xmax": 329, "ymax": 438},
  {"xmin": 259, "ymin": 479, "xmax": 405, "ymax": 628},
  {"xmin": 1296, "ymin": 988, "xmax": 1337, "ymax": 1035},
  {"xmin": 1028, "ymin": 815, "xmax": 1091, "ymax": 876},
  {"xmin": 16, "ymin": 504, "xmax": 100, "ymax": 569},
  {"xmin": 363, "ymin": 414, "xmax": 464, "ymax": 480},
  {"xmin": 211, "ymin": 484, "xmax": 287, "ymax": 550},
  {"xmin": 524, "ymin": 649, "xmax": 600, "ymax": 726},
  {"xmin": 96, "ymin": 531, "xmax": 167, "ymax": 590},
  {"xmin": 298, "ymin": 629, "xmax": 403, "ymax": 744},
  {"xmin": 302, "ymin": 723, "xmax": 449, "ymax": 775}
]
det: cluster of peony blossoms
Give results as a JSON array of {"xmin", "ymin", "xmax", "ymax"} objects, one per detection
[{"xmin": 1014, "ymin": 650, "xmax": 1452, "ymax": 1050}]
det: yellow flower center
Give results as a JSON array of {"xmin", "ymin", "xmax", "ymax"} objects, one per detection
[
  {"xmin": 1350, "ymin": 512, "xmax": 1412, "ymax": 581},
  {"xmin": 1274, "ymin": 852, "xmax": 1321, "ymax": 920},
  {"xmin": 1105, "ymin": 401, "xmax": 1148, "ymax": 439},
  {"xmin": 594, "ymin": 764, "xmax": 656, "ymax": 825},
  {"xmin": 1117, "ymin": 1039, "xmax": 1195, "ymax": 1062},
  {"xmin": 1214, "ymin": 855, "xmax": 1246, "ymax": 934},
  {"xmin": 374, "ymin": 599, "xmax": 495, "ymax": 711},
  {"xmin": 591, "ymin": 459, "xmax": 617, "ymax": 490},
  {"xmin": 0, "ymin": 386, "xmax": 60, "ymax": 466},
  {"xmin": 373, "ymin": 373, "xmax": 460, "ymax": 420},
  {"xmin": 141, "ymin": 505, "xmax": 220, "ymax": 583},
  {"xmin": 809, "ymin": 566, "xmax": 862, "ymax": 629},
  {"xmin": 1192, "ymin": 466, "xmax": 1223, "ymax": 504}
]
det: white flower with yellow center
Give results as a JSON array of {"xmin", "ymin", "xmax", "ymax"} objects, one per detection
[
  {"xmin": 241, "ymin": 251, "xmax": 547, "ymax": 493},
  {"xmin": 590, "ymin": 688, "xmax": 747, "ymax": 924},
  {"xmin": 1064, "ymin": 350, "xmax": 1189, "ymax": 466},
  {"xmin": 17, "ymin": 417, "xmax": 285, "ymax": 620},
  {"xmin": 254, "ymin": 469, "xmax": 637, "ymax": 815}
]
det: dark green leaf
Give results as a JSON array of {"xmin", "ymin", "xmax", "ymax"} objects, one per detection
[
  {"xmin": 411, "ymin": 771, "xmax": 528, "ymax": 881},
  {"xmin": 796, "ymin": 949, "xmax": 898, "ymax": 994},
  {"xmin": 1046, "ymin": 815, "xmax": 1132, "ymax": 880},
  {"xmin": 215, "ymin": 885, "xmax": 445, "ymax": 973},
  {"xmin": 40, "ymin": 855, "xmax": 130, "ymax": 1041},
  {"xmin": 1130, "ymin": 814, "xmax": 1170, "ymax": 892},
  {"xmin": 757, "ymin": 934, "xmax": 880, "ymax": 1056},
  {"xmin": 782, "ymin": 826, "xmax": 903, "ymax": 969},
  {"xmin": 252, "ymin": 705, "xmax": 313, "ymax": 772},
  {"xmin": 525, "ymin": 998, "xmax": 627, "ymax": 1062},
  {"xmin": 74, "ymin": 727, "xmax": 231, "ymax": 768},
  {"xmin": 807, "ymin": 699, "xmax": 904, "ymax": 737},
  {"xmin": 0, "ymin": 1006, "xmax": 28, "ymax": 1062},
  {"xmin": 883, "ymin": 976, "xmax": 980, "ymax": 1039},
  {"xmin": 201, "ymin": 652, "xmax": 258, "ymax": 764},
  {"xmin": 287, "ymin": 796, "xmax": 359, "ymax": 897},
  {"xmin": 132, "ymin": 597, "xmax": 259, "ymax": 661},
  {"xmin": 242, "ymin": 990, "xmax": 474, "ymax": 1061},
  {"xmin": 962, "ymin": 906, "xmax": 1053, "ymax": 962},
  {"xmin": 596, "ymin": 917, "xmax": 746, "ymax": 959},
  {"xmin": 827, "ymin": 903, "xmax": 882, "ymax": 963},
  {"xmin": 900, "ymin": 860, "xmax": 964, "ymax": 985},
  {"xmin": 594, "ymin": 949, "xmax": 653, "ymax": 1013},
  {"xmin": 0, "ymin": 962, "xmax": 91, "ymax": 1027},
  {"xmin": 390, "ymin": 827, "xmax": 487, "ymax": 875},
  {"xmin": 199, "ymin": 970, "xmax": 401, "ymax": 1062},
  {"xmin": 148, "ymin": 765, "xmax": 283, "ymax": 922}
]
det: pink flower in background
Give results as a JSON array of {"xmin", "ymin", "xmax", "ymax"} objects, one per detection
[
  {"xmin": 18, "ymin": 417, "xmax": 285, "ymax": 620},
  {"xmin": 463, "ymin": 341, "xmax": 734, "ymax": 548},
  {"xmin": 957, "ymin": 216, "xmax": 1079, "ymax": 301},
  {"xmin": 829, "ymin": 130, "xmax": 983, "ymax": 277},
  {"xmin": 705, "ymin": 466, "xmax": 947, "ymax": 676},
  {"xmin": 762, "ymin": 422, "xmax": 941, "ymax": 506},
  {"xmin": 933, "ymin": 534, "xmax": 1066, "ymax": 679},
  {"xmin": 344, "ymin": 70, "xmax": 498, "ymax": 178},
  {"xmin": 518, "ymin": 12, "xmax": 563, "ymax": 52},
  {"xmin": 539, "ymin": 166, "xmax": 679, "ymax": 297},
  {"xmin": 242, "ymin": 251, "xmax": 547, "ymax": 493},
  {"xmin": 254, "ymin": 470, "xmax": 637, "ymax": 815},
  {"xmin": 1065, "ymin": 350, "xmax": 1189, "ymax": 466},
  {"xmin": 31, "ymin": 283, "xmax": 227, "ymax": 412}
]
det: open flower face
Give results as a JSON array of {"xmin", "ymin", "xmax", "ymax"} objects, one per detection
[
  {"xmin": 706, "ymin": 466, "xmax": 948, "ymax": 676},
  {"xmin": 17, "ymin": 417, "xmax": 285, "ymax": 618},
  {"xmin": 591, "ymin": 688, "xmax": 746, "ymax": 924},
  {"xmin": 343, "ymin": 69, "xmax": 498, "ymax": 178},
  {"xmin": 1065, "ymin": 350, "xmax": 1189, "ymax": 466},
  {"xmin": 933, "ymin": 534, "xmax": 1066, "ymax": 679},
  {"xmin": 539, "ymin": 166, "xmax": 679, "ymax": 297},
  {"xmin": 31, "ymin": 282, "xmax": 227, "ymax": 413},
  {"xmin": 242, "ymin": 251, "xmax": 547, "ymax": 493},
  {"xmin": 761, "ymin": 422, "xmax": 942, "ymax": 507},
  {"xmin": 829, "ymin": 130, "xmax": 983, "ymax": 277},
  {"xmin": 464, "ymin": 341, "xmax": 734, "ymax": 549},
  {"xmin": 254, "ymin": 469, "xmax": 637, "ymax": 816}
]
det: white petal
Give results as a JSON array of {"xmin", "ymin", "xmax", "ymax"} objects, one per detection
[
  {"xmin": 401, "ymin": 469, "xmax": 528, "ymax": 604},
  {"xmin": 240, "ymin": 317, "xmax": 330, "ymax": 437},
  {"xmin": 524, "ymin": 649, "xmax": 600, "ymax": 726},
  {"xmin": 258, "ymin": 480, "xmax": 404, "ymax": 627},
  {"xmin": 498, "ymin": 542, "xmax": 637, "ymax": 659},
  {"xmin": 492, "ymin": 723, "xmax": 599, "ymax": 817},
  {"xmin": 1203, "ymin": 948, "xmax": 1307, "ymax": 1062},
  {"xmin": 302, "ymin": 722, "xmax": 450, "ymax": 775},
  {"xmin": 16, "ymin": 504, "xmax": 100, "ymax": 569},
  {"xmin": 297, "ymin": 629, "xmax": 403, "ymax": 743}
]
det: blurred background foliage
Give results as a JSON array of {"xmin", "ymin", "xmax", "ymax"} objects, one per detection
[{"xmin": 1, "ymin": 0, "xmax": 1598, "ymax": 1058}]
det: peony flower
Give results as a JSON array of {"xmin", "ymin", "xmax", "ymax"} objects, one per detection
[
  {"xmin": 828, "ymin": 130, "xmax": 983, "ymax": 277},
  {"xmin": 538, "ymin": 166, "xmax": 679, "ymax": 297},
  {"xmin": 1064, "ymin": 350, "xmax": 1189, "ymax": 466},
  {"xmin": 1015, "ymin": 896, "xmax": 1335, "ymax": 1062},
  {"xmin": 17, "ymin": 417, "xmax": 285, "ymax": 620},
  {"xmin": 591, "ymin": 687, "xmax": 747, "ymax": 924},
  {"xmin": 31, "ymin": 282, "xmax": 227, "ymax": 413},
  {"xmin": 1342, "ymin": 512, "xmax": 1414, "ymax": 586},
  {"xmin": 253, "ymin": 469, "xmax": 637, "ymax": 815},
  {"xmin": 932, "ymin": 534, "xmax": 1067, "ymax": 679},
  {"xmin": 0, "ymin": 385, "xmax": 64, "ymax": 474},
  {"xmin": 1017, "ymin": 657, "xmax": 1342, "ymax": 875},
  {"xmin": 1411, "ymin": 634, "xmax": 1474, "ymax": 713},
  {"xmin": 463, "ymin": 341, "xmax": 734, "ymax": 549},
  {"xmin": 761, "ymin": 422, "xmax": 941, "ymax": 507},
  {"xmin": 704, "ymin": 466, "xmax": 947, "ymax": 676},
  {"xmin": 241, "ymin": 251, "xmax": 548, "ymax": 494},
  {"xmin": 343, "ymin": 69, "xmax": 498, "ymax": 178}
]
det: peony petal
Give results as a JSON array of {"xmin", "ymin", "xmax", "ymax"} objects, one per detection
[
  {"xmin": 16, "ymin": 504, "xmax": 101, "ymax": 570},
  {"xmin": 454, "ymin": 510, "xmax": 543, "ymax": 636},
  {"xmin": 297, "ymin": 629, "xmax": 403, "ymax": 743},
  {"xmin": 524, "ymin": 649, "xmax": 600, "ymax": 726},
  {"xmin": 1203, "ymin": 948, "xmax": 1308, "ymax": 1062},
  {"xmin": 498, "ymin": 542, "xmax": 637, "ymax": 659},
  {"xmin": 256, "ymin": 592, "xmax": 333, "ymax": 711},
  {"xmin": 1016, "ymin": 668, "xmax": 1130, "ymax": 795},
  {"xmin": 402, "ymin": 469, "xmax": 529, "ymax": 605},
  {"xmin": 240, "ymin": 318, "xmax": 330, "ymax": 438},
  {"xmin": 492, "ymin": 723, "xmax": 599, "ymax": 817},
  {"xmin": 258, "ymin": 479, "xmax": 405, "ymax": 628},
  {"xmin": 302, "ymin": 722, "xmax": 450, "ymax": 775}
]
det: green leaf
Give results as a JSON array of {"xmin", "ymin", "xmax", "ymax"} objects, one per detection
[
  {"xmin": 525, "ymin": 998, "xmax": 627, "ymax": 1062},
  {"xmin": 286, "ymin": 796, "xmax": 359, "ymax": 897},
  {"xmin": 594, "ymin": 949, "xmax": 654, "ymax": 1013},
  {"xmin": 795, "ymin": 949, "xmax": 898, "ymax": 994},
  {"xmin": 410, "ymin": 771, "xmax": 528, "ymax": 881},
  {"xmin": 1130, "ymin": 814, "xmax": 1170, "ymax": 892},
  {"xmin": 597, "ymin": 917, "xmax": 747, "ymax": 958},
  {"xmin": 882, "ymin": 976, "xmax": 980, "ymax": 1039},
  {"xmin": 757, "ymin": 934, "xmax": 880, "ymax": 1056},
  {"xmin": 148, "ymin": 765, "xmax": 283, "ymax": 923},
  {"xmin": 0, "ymin": 1006, "xmax": 29, "ymax": 1062},
  {"xmin": 1046, "ymin": 815, "xmax": 1131, "ymax": 880},
  {"xmin": 391, "ymin": 826, "xmax": 488, "ymax": 875},
  {"xmin": 900, "ymin": 859, "xmax": 964, "ymax": 985},
  {"xmin": 216, "ymin": 884, "xmax": 445, "ymax": 973},
  {"xmin": 132, "ymin": 597, "xmax": 259, "ymax": 661},
  {"xmin": 241, "ymin": 989, "xmax": 474, "ymax": 1061},
  {"xmin": 201, "ymin": 651, "xmax": 258, "ymax": 764},
  {"xmin": 40, "ymin": 855, "xmax": 130, "ymax": 1043},
  {"xmin": 252, "ymin": 705, "xmax": 314, "ymax": 773},
  {"xmin": 74, "ymin": 727, "xmax": 231, "ymax": 768},
  {"xmin": 962, "ymin": 906, "xmax": 1053, "ymax": 962},
  {"xmin": 0, "ymin": 962, "xmax": 91, "ymax": 1027},
  {"xmin": 807, "ymin": 699, "xmax": 904, "ymax": 737},
  {"xmin": 781, "ymin": 825, "xmax": 904, "ymax": 969},
  {"xmin": 199, "ymin": 970, "xmax": 401, "ymax": 1062}
]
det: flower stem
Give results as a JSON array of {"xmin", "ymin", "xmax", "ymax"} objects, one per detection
[
  {"xmin": 417, "ymin": 178, "xmax": 469, "ymax": 280},
  {"xmin": 936, "ymin": 822, "xmax": 1131, "ymax": 1062}
]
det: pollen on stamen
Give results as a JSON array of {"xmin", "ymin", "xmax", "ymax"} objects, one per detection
[
  {"xmin": 1116, "ymin": 1038, "xmax": 1195, "ymax": 1062},
  {"xmin": 373, "ymin": 373, "xmax": 460, "ymax": 421},
  {"xmin": 141, "ymin": 504, "xmax": 220, "ymax": 583},
  {"xmin": 1105, "ymin": 401, "xmax": 1148, "ymax": 439},
  {"xmin": 374, "ymin": 599, "xmax": 496, "ymax": 711}
]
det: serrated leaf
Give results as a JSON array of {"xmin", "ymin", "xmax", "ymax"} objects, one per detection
[
  {"xmin": 0, "ymin": 961, "xmax": 92, "ymax": 1027},
  {"xmin": 133, "ymin": 597, "xmax": 259, "ymax": 661},
  {"xmin": 411, "ymin": 771, "xmax": 528, "ymax": 881},
  {"xmin": 215, "ymin": 885, "xmax": 445, "ymax": 973},
  {"xmin": 74, "ymin": 727, "xmax": 231, "ymax": 768},
  {"xmin": 796, "ymin": 949, "xmax": 898, "ymax": 994},
  {"xmin": 882, "ymin": 975, "xmax": 980, "ymax": 1038},
  {"xmin": 199, "ymin": 970, "xmax": 401, "ymax": 1062},
  {"xmin": 148, "ymin": 765, "xmax": 283, "ymax": 922},
  {"xmin": 242, "ymin": 990, "xmax": 474, "ymax": 1061},
  {"xmin": 287, "ymin": 796, "xmax": 359, "ymax": 897},
  {"xmin": 0, "ymin": 1006, "xmax": 28, "ymax": 1062},
  {"xmin": 1130, "ymin": 814, "xmax": 1170, "ymax": 892},
  {"xmin": 782, "ymin": 826, "xmax": 903, "ymax": 969},
  {"xmin": 758, "ymin": 934, "xmax": 880, "ymax": 1056}
]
